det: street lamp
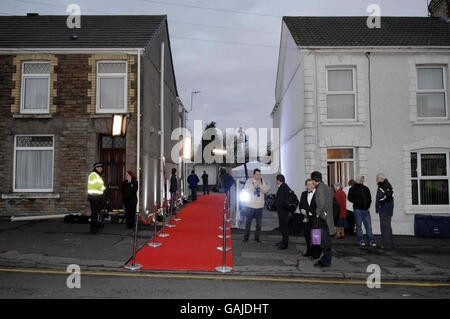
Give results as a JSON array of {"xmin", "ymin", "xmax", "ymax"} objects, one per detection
[{"xmin": 188, "ymin": 89, "xmax": 201, "ymax": 113}]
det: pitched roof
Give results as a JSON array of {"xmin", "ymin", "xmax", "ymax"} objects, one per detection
[
  {"xmin": 0, "ymin": 15, "xmax": 166, "ymax": 48},
  {"xmin": 283, "ymin": 16, "xmax": 450, "ymax": 47}
]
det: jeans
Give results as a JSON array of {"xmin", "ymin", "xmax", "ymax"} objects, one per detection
[
  {"xmin": 354, "ymin": 209, "xmax": 375, "ymax": 243},
  {"xmin": 379, "ymin": 211, "xmax": 394, "ymax": 249},
  {"xmin": 244, "ymin": 207, "xmax": 263, "ymax": 241},
  {"xmin": 170, "ymin": 192, "xmax": 177, "ymax": 215}
]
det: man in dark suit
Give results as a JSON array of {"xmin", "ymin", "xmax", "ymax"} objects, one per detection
[
  {"xmin": 311, "ymin": 171, "xmax": 335, "ymax": 268},
  {"xmin": 298, "ymin": 178, "xmax": 318, "ymax": 257},
  {"xmin": 275, "ymin": 174, "xmax": 290, "ymax": 250}
]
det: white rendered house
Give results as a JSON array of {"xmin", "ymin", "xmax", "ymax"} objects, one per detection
[{"xmin": 272, "ymin": 16, "xmax": 450, "ymax": 235}]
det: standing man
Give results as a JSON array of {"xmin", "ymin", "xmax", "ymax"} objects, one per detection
[
  {"xmin": 298, "ymin": 179, "xmax": 318, "ymax": 257},
  {"xmin": 169, "ymin": 168, "xmax": 178, "ymax": 216},
  {"xmin": 224, "ymin": 169, "xmax": 235, "ymax": 209},
  {"xmin": 201, "ymin": 171, "xmax": 210, "ymax": 195},
  {"xmin": 187, "ymin": 170, "xmax": 200, "ymax": 201},
  {"xmin": 243, "ymin": 168, "xmax": 268, "ymax": 243},
  {"xmin": 348, "ymin": 174, "xmax": 376, "ymax": 247},
  {"xmin": 87, "ymin": 162, "xmax": 106, "ymax": 234},
  {"xmin": 375, "ymin": 173, "xmax": 394, "ymax": 250},
  {"xmin": 311, "ymin": 171, "xmax": 335, "ymax": 267},
  {"xmin": 275, "ymin": 174, "xmax": 290, "ymax": 250},
  {"xmin": 343, "ymin": 179, "xmax": 356, "ymax": 236}
]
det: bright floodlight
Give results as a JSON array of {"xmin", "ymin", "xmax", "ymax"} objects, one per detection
[
  {"xmin": 240, "ymin": 190, "xmax": 250, "ymax": 202},
  {"xmin": 212, "ymin": 148, "xmax": 227, "ymax": 156},
  {"xmin": 183, "ymin": 136, "xmax": 192, "ymax": 160},
  {"xmin": 112, "ymin": 114, "xmax": 123, "ymax": 136}
]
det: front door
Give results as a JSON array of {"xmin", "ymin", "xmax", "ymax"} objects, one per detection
[{"xmin": 100, "ymin": 135, "xmax": 126, "ymax": 210}]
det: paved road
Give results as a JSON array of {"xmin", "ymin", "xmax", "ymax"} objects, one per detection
[{"xmin": 0, "ymin": 268, "xmax": 449, "ymax": 299}]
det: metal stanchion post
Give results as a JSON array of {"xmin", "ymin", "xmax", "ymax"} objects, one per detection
[
  {"xmin": 216, "ymin": 198, "xmax": 232, "ymax": 273},
  {"xmin": 124, "ymin": 210, "xmax": 142, "ymax": 270},
  {"xmin": 148, "ymin": 208, "xmax": 162, "ymax": 247},
  {"xmin": 158, "ymin": 207, "xmax": 170, "ymax": 238},
  {"xmin": 166, "ymin": 202, "xmax": 176, "ymax": 228},
  {"xmin": 173, "ymin": 194, "xmax": 182, "ymax": 222}
]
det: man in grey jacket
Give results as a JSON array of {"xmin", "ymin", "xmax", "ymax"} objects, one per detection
[{"xmin": 311, "ymin": 171, "xmax": 335, "ymax": 267}]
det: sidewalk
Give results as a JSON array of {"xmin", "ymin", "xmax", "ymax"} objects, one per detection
[{"xmin": 0, "ymin": 218, "xmax": 449, "ymax": 282}]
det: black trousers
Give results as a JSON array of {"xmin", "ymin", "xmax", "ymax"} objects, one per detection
[
  {"xmin": 277, "ymin": 209, "xmax": 289, "ymax": 245},
  {"xmin": 345, "ymin": 210, "xmax": 355, "ymax": 235},
  {"xmin": 203, "ymin": 184, "xmax": 210, "ymax": 195},
  {"xmin": 191, "ymin": 187, "xmax": 197, "ymax": 201},
  {"xmin": 89, "ymin": 195, "xmax": 103, "ymax": 234},
  {"xmin": 123, "ymin": 200, "xmax": 137, "ymax": 229}
]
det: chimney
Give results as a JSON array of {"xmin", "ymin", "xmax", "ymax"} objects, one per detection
[{"xmin": 428, "ymin": 0, "xmax": 450, "ymax": 18}]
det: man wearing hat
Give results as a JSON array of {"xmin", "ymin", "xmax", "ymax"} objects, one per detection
[{"xmin": 88, "ymin": 162, "xmax": 106, "ymax": 234}]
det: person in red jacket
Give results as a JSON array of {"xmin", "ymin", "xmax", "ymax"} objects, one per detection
[{"xmin": 333, "ymin": 183, "xmax": 348, "ymax": 239}]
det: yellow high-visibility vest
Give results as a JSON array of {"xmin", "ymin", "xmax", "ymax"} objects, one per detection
[{"xmin": 87, "ymin": 171, "xmax": 106, "ymax": 195}]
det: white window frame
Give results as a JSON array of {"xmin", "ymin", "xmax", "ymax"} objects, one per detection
[
  {"xmin": 20, "ymin": 61, "xmax": 51, "ymax": 114},
  {"xmin": 13, "ymin": 134, "xmax": 55, "ymax": 193},
  {"xmin": 96, "ymin": 60, "xmax": 128, "ymax": 114},
  {"xmin": 326, "ymin": 66, "xmax": 357, "ymax": 121},
  {"xmin": 326, "ymin": 147, "xmax": 356, "ymax": 186},
  {"xmin": 416, "ymin": 65, "xmax": 448, "ymax": 120},
  {"xmin": 411, "ymin": 150, "xmax": 450, "ymax": 207}
]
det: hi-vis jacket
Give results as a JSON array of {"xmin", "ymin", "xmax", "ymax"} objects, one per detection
[{"xmin": 88, "ymin": 171, "xmax": 106, "ymax": 196}]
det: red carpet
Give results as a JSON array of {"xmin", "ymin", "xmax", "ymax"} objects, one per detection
[{"xmin": 132, "ymin": 194, "xmax": 233, "ymax": 271}]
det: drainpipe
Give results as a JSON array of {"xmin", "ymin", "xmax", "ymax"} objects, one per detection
[
  {"xmin": 137, "ymin": 48, "xmax": 142, "ymax": 213},
  {"xmin": 160, "ymin": 42, "xmax": 165, "ymax": 207}
]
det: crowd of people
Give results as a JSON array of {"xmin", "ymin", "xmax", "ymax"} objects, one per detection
[
  {"xmin": 241, "ymin": 169, "xmax": 395, "ymax": 268},
  {"xmin": 88, "ymin": 161, "xmax": 395, "ymax": 268}
]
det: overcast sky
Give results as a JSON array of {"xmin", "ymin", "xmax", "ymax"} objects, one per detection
[{"xmin": 2, "ymin": 0, "xmax": 428, "ymax": 134}]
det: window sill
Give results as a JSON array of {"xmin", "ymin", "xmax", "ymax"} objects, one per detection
[
  {"xmin": 406, "ymin": 205, "xmax": 450, "ymax": 215},
  {"xmin": 412, "ymin": 120, "xmax": 450, "ymax": 125},
  {"xmin": 90, "ymin": 113, "xmax": 130, "ymax": 119},
  {"xmin": 13, "ymin": 114, "xmax": 53, "ymax": 119},
  {"xmin": 2, "ymin": 193, "xmax": 60, "ymax": 199},
  {"xmin": 320, "ymin": 121, "xmax": 365, "ymax": 126}
]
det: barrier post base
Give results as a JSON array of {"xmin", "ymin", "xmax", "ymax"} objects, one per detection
[
  {"xmin": 158, "ymin": 233, "xmax": 170, "ymax": 237},
  {"xmin": 215, "ymin": 266, "xmax": 232, "ymax": 273},
  {"xmin": 124, "ymin": 263, "xmax": 142, "ymax": 271}
]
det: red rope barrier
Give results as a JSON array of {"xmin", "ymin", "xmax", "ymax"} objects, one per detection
[{"xmin": 139, "ymin": 206, "xmax": 158, "ymax": 225}]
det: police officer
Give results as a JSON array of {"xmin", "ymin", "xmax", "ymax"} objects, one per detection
[{"xmin": 88, "ymin": 162, "xmax": 106, "ymax": 234}]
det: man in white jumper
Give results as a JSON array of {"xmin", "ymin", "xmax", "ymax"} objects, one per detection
[{"xmin": 242, "ymin": 168, "xmax": 268, "ymax": 243}]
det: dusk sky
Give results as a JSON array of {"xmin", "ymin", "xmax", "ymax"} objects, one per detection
[{"xmin": 2, "ymin": 0, "xmax": 428, "ymax": 134}]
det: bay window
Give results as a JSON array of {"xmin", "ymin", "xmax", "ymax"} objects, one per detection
[{"xmin": 411, "ymin": 152, "xmax": 450, "ymax": 205}]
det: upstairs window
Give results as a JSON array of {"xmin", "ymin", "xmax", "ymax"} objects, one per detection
[
  {"xmin": 96, "ymin": 61, "xmax": 127, "ymax": 113},
  {"xmin": 21, "ymin": 62, "xmax": 50, "ymax": 113},
  {"xmin": 326, "ymin": 68, "xmax": 356, "ymax": 120},
  {"xmin": 417, "ymin": 66, "xmax": 447, "ymax": 118}
]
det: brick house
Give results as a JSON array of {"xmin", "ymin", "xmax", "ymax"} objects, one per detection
[{"xmin": 0, "ymin": 14, "xmax": 186, "ymax": 217}]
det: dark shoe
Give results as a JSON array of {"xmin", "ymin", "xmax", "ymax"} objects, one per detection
[
  {"xmin": 314, "ymin": 261, "xmax": 330, "ymax": 268},
  {"xmin": 242, "ymin": 239, "xmax": 248, "ymax": 243},
  {"xmin": 275, "ymin": 242, "xmax": 283, "ymax": 246},
  {"xmin": 302, "ymin": 252, "xmax": 312, "ymax": 257},
  {"xmin": 278, "ymin": 244, "xmax": 288, "ymax": 250},
  {"xmin": 255, "ymin": 239, "xmax": 262, "ymax": 243}
]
